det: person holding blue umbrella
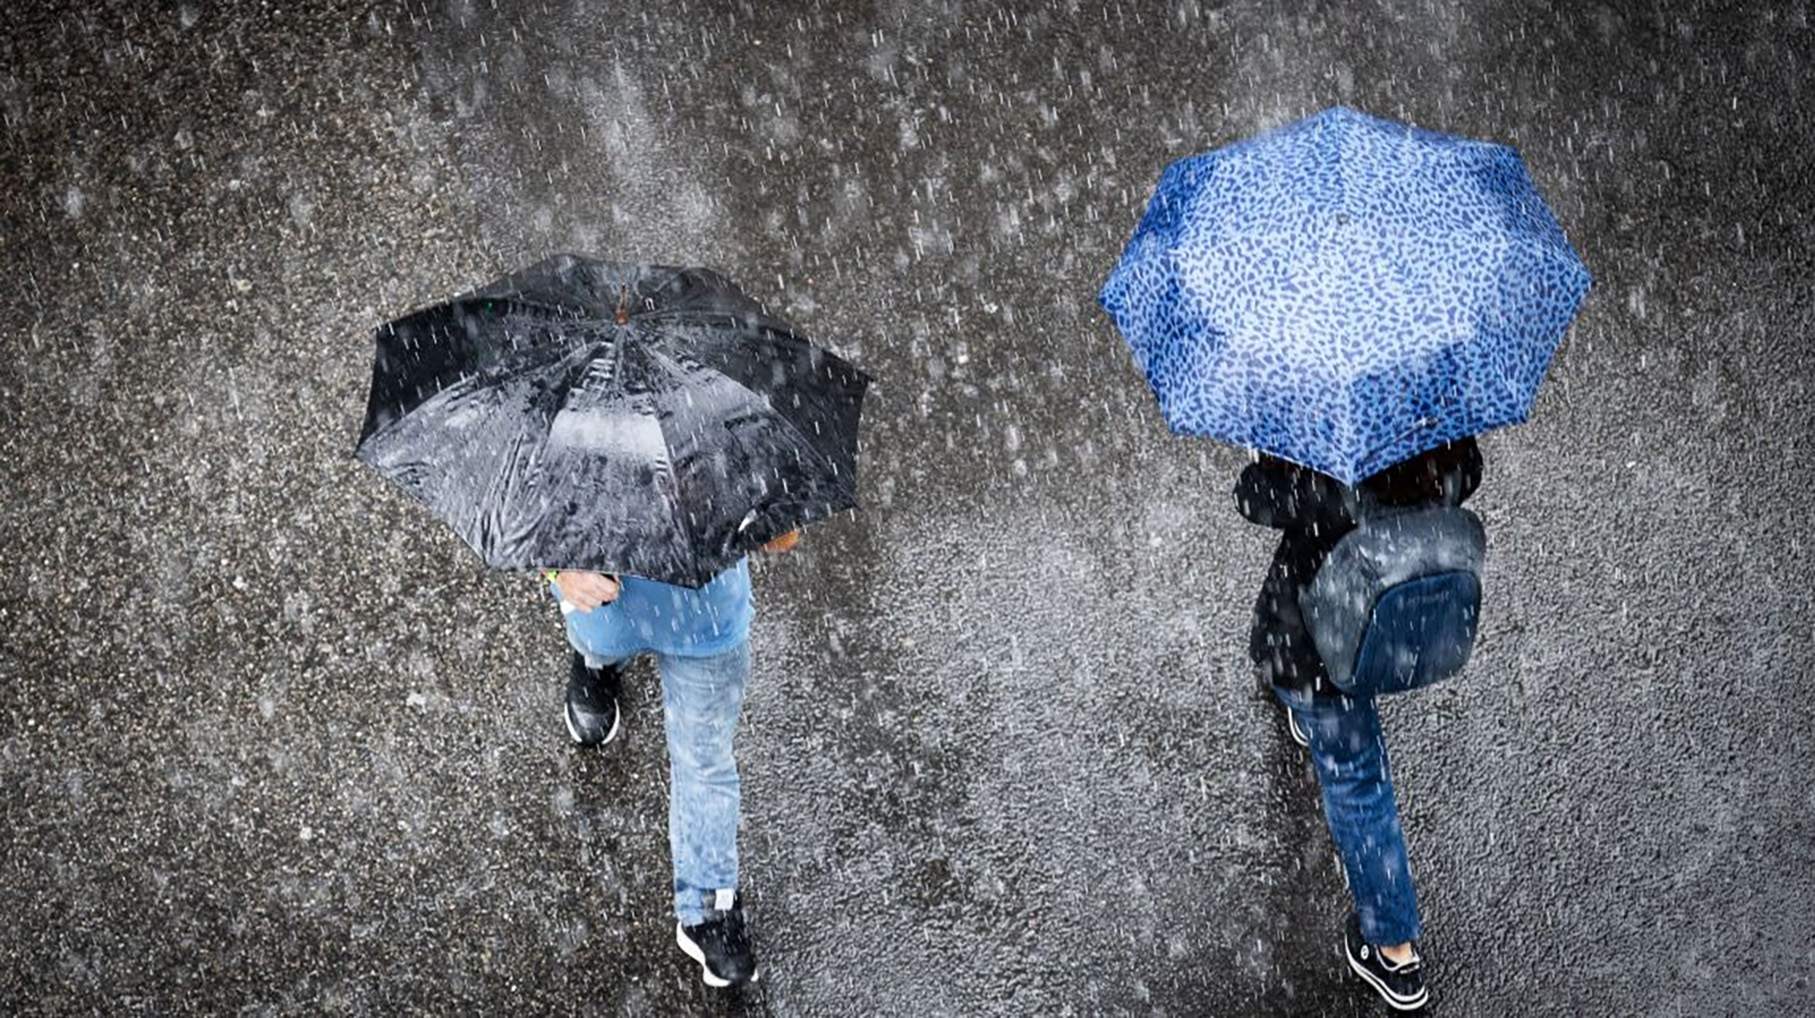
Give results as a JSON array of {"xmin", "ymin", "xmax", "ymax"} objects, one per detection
[{"xmin": 1101, "ymin": 107, "xmax": 1590, "ymax": 1011}]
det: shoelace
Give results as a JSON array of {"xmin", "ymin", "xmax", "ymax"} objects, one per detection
[
  {"xmin": 1379, "ymin": 952, "xmax": 1421, "ymax": 974},
  {"xmin": 1361, "ymin": 942, "xmax": 1421, "ymax": 973}
]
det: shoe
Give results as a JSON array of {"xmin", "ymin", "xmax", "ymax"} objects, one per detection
[
  {"xmin": 1284, "ymin": 704, "xmax": 1311, "ymax": 749},
  {"xmin": 676, "ymin": 894, "xmax": 759, "ymax": 987},
  {"xmin": 564, "ymin": 652, "xmax": 622, "ymax": 747},
  {"xmin": 1343, "ymin": 914, "xmax": 1428, "ymax": 1011}
]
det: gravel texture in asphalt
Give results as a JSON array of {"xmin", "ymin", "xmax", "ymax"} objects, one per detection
[{"xmin": 2, "ymin": 1, "xmax": 1812, "ymax": 1015}]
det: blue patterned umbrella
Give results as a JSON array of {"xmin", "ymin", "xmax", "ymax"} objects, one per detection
[{"xmin": 1098, "ymin": 106, "xmax": 1591, "ymax": 484}]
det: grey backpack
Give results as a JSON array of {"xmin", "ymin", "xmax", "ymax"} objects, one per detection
[{"xmin": 1300, "ymin": 494, "xmax": 1486, "ymax": 697}]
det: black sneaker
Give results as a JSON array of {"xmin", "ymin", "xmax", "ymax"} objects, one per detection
[
  {"xmin": 676, "ymin": 895, "xmax": 759, "ymax": 987},
  {"xmin": 1343, "ymin": 914, "xmax": 1428, "ymax": 1011},
  {"xmin": 564, "ymin": 652, "xmax": 623, "ymax": 747}
]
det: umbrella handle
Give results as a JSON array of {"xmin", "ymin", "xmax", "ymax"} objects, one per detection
[{"xmin": 1367, "ymin": 415, "xmax": 1438, "ymax": 457}]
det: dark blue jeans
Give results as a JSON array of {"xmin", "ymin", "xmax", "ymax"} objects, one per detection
[{"xmin": 1275, "ymin": 684, "xmax": 1423, "ymax": 946}]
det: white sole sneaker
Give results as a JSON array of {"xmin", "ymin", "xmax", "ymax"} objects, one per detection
[
  {"xmin": 564, "ymin": 700, "xmax": 620, "ymax": 746},
  {"xmin": 675, "ymin": 923, "xmax": 758, "ymax": 988}
]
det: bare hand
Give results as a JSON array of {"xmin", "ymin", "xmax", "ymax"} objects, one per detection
[
  {"xmin": 761, "ymin": 530, "xmax": 801, "ymax": 554},
  {"xmin": 553, "ymin": 570, "xmax": 621, "ymax": 612}
]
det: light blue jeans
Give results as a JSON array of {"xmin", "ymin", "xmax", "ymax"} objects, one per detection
[
  {"xmin": 570, "ymin": 629, "xmax": 751, "ymax": 926},
  {"xmin": 1274, "ymin": 684, "xmax": 1423, "ymax": 946}
]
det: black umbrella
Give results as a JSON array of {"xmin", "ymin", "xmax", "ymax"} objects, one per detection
[{"xmin": 354, "ymin": 255, "xmax": 871, "ymax": 588}]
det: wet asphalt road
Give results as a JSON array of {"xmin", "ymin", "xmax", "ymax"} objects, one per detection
[{"xmin": 3, "ymin": 1, "xmax": 1813, "ymax": 1015}]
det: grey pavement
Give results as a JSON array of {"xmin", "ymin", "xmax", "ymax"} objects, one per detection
[{"xmin": 3, "ymin": 1, "xmax": 1813, "ymax": 1015}]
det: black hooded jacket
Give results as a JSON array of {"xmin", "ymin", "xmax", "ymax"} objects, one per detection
[{"xmin": 1233, "ymin": 438, "xmax": 1484, "ymax": 697}]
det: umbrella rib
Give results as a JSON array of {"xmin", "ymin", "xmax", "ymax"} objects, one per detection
[
  {"xmin": 643, "ymin": 334, "xmax": 847, "ymax": 487},
  {"xmin": 648, "ymin": 319, "xmax": 852, "ymax": 476},
  {"xmin": 448, "ymin": 292, "xmax": 591, "ymax": 320},
  {"xmin": 616, "ymin": 340, "xmax": 706, "ymax": 580},
  {"xmin": 359, "ymin": 336, "xmax": 593, "ymax": 448},
  {"xmin": 636, "ymin": 337, "xmax": 849, "ymax": 541}
]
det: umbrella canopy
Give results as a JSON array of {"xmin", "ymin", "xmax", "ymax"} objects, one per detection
[
  {"xmin": 355, "ymin": 256, "xmax": 871, "ymax": 587},
  {"xmin": 1099, "ymin": 106, "xmax": 1592, "ymax": 483}
]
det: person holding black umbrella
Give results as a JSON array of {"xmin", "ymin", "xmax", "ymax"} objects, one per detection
[{"xmin": 355, "ymin": 257, "xmax": 870, "ymax": 989}]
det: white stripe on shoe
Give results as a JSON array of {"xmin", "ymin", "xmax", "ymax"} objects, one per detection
[
  {"xmin": 676, "ymin": 923, "xmax": 761, "ymax": 988},
  {"xmin": 564, "ymin": 701, "xmax": 620, "ymax": 746},
  {"xmin": 675, "ymin": 923, "xmax": 732, "ymax": 988}
]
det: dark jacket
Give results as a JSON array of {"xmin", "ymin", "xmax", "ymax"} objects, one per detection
[{"xmin": 1234, "ymin": 438, "xmax": 1484, "ymax": 697}]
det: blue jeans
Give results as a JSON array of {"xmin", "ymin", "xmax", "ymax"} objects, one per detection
[
  {"xmin": 571, "ymin": 630, "xmax": 751, "ymax": 926},
  {"xmin": 1275, "ymin": 684, "xmax": 1422, "ymax": 946}
]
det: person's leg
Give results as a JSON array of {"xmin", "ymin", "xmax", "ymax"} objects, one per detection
[
  {"xmin": 659, "ymin": 640, "xmax": 757, "ymax": 987},
  {"xmin": 658, "ymin": 639, "xmax": 751, "ymax": 926},
  {"xmin": 1275, "ymin": 687, "xmax": 1422, "ymax": 948},
  {"xmin": 551, "ymin": 584, "xmax": 631, "ymax": 745}
]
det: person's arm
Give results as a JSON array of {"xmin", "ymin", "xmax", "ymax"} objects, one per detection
[
  {"xmin": 1233, "ymin": 457, "xmax": 1352, "ymax": 532},
  {"xmin": 760, "ymin": 530, "xmax": 801, "ymax": 553}
]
